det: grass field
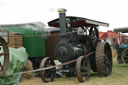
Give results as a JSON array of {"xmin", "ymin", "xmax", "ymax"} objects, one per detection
[{"xmin": 19, "ymin": 57, "xmax": 128, "ymax": 85}]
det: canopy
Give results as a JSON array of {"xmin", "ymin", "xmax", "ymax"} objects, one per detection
[
  {"xmin": 48, "ymin": 16, "xmax": 109, "ymax": 28},
  {"xmin": 114, "ymin": 27, "xmax": 128, "ymax": 33}
]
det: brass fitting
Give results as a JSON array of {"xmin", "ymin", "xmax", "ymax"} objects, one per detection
[{"xmin": 58, "ymin": 8, "xmax": 67, "ymax": 13}]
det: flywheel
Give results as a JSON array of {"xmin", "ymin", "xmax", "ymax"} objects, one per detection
[{"xmin": 0, "ymin": 36, "xmax": 9, "ymax": 76}]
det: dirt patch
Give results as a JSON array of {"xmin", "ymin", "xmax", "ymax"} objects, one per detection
[{"xmin": 19, "ymin": 77, "xmax": 43, "ymax": 85}]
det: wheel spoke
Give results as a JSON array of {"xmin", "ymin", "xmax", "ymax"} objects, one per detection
[
  {"xmin": 0, "ymin": 62, "xmax": 3, "ymax": 71},
  {"xmin": 105, "ymin": 67, "xmax": 109, "ymax": 72},
  {"xmin": 0, "ymin": 37, "xmax": 9, "ymax": 76},
  {"xmin": 80, "ymin": 72, "xmax": 86, "ymax": 76},
  {"xmin": 0, "ymin": 52, "xmax": 7, "ymax": 56}
]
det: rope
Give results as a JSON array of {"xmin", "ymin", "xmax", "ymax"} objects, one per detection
[{"xmin": 5, "ymin": 52, "xmax": 94, "ymax": 76}]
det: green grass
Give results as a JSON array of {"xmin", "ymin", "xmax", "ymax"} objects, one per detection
[
  {"xmin": 20, "ymin": 57, "xmax": 128, "ymax": 85},
  {"xmin": 51, "ymin": 63, "xmax": 128, "ymax": 85}
]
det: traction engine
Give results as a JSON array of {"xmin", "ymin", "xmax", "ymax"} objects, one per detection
[{"xmin": 40, "ymin": 9, "xmax": 112, "ymax": 82}]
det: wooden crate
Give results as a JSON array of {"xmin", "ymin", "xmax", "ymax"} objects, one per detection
[{"xmin": 8, "ymin": 32, "xmax": 23, "ymax": 48}]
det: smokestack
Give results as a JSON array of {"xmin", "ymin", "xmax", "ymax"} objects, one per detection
[{"xmin": 58, "ymin": 8, "xmax": 67, "ymax": 40}]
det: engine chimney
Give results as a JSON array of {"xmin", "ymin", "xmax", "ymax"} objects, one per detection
[{"xmin": 58, "ymin": 8, "xmax": 67, "ymax": 40}]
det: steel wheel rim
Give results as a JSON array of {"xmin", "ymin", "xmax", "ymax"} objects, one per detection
[
  {"xmin": 96, "ymin": 42, "xmax": 112, "ymax": 77},
  {"xmin": 104, "ymin": 43, "xmax": 112, "ymax": 74},
  {"xmin": 76, "ymin": 56, "xmax": 91, "ymax": 82},
  {"xmin": 0, "ymin": 36, "xmax": 9, "ymax": 76},
  {"xmin": 40, "ymin": 57, "xmax": 56, "ymax": 82},
  {"xmin": 122, "ymin": 48, "xmax": 128, "ymax": 64}
]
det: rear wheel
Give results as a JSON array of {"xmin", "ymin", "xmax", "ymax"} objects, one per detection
[
  {"xmin": 96, "ymin": 42, "xmax": 112, "ymax": 77},
  {"xmin": 40, "ymin": 57, "xmax": 56, "ymax": 82}
]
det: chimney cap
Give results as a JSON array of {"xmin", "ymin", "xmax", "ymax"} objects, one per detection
[{"xmin": 58, "ymin": 8, "xmax": 67, "ymax": 13}]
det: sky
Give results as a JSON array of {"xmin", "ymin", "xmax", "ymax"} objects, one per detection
[{"xmin": 0, "ymin": 0, "xmax": 128, "ymax": 32}]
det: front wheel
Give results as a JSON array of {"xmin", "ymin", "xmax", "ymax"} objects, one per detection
[
  {"xmin": 40, "ymin": 57, "xmax": 56, "ymax": 82},
  {"xmin": 76, "ymin": 56, "xmax": 91, "ymax": 82}
]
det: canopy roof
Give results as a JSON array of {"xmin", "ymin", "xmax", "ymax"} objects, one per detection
[
  {"xmin": 48, "ymin": 16, "xmax": 109, "ymax": 28},
  {"xmin": 114, "ymin": 27, "xmax": 128, "ymax": 33}
]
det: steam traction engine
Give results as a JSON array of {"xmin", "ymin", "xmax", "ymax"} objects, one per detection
[{"xmin": 40, "ymin": 9, "xmax": 112, "ymax": 82}]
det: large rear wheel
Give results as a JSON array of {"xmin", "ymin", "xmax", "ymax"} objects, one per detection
[{"xmin": 96, "ymin": 42, "xmax": 112, "ymax": 77}]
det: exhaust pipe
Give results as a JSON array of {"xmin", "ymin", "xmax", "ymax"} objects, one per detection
[{"xmin": 58, "ymin": 8, "xmax": 67, "ymax": 40}]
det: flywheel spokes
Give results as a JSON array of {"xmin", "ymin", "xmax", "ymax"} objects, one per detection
[{"xmin": 0, "ymin": 36, "xmax": 9, "ymax": 76}]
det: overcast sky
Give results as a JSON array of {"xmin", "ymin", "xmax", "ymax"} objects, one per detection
[{"xmin": 0, "ymin": 0, "xmax": 128, "ymax": 32}]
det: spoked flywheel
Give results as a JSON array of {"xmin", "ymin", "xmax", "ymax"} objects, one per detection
[
  {"xmin": 40, "ymin": 57, "xmax": 56, "ymax": 82},
  {"xmin": 89, "ymin": 27, "xmax": 99, "ymax": 48},
  {"xmin": 121, "ymin": 47, "xmax": 128, "ymax": 64},
  {"xmin": 0, "ymin": 36, "xmax": 9, "ymax": 76},
  {"xmin": 76, "ymin": 56, "xmax": 91, "ymax": 82},
  {"xmin": 96, "ymin": 42, "xmax": 112, "ymax": 77},
  {"xmin": 89, "ymin": 27, "xmax": 99, "ymax": 39}
]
